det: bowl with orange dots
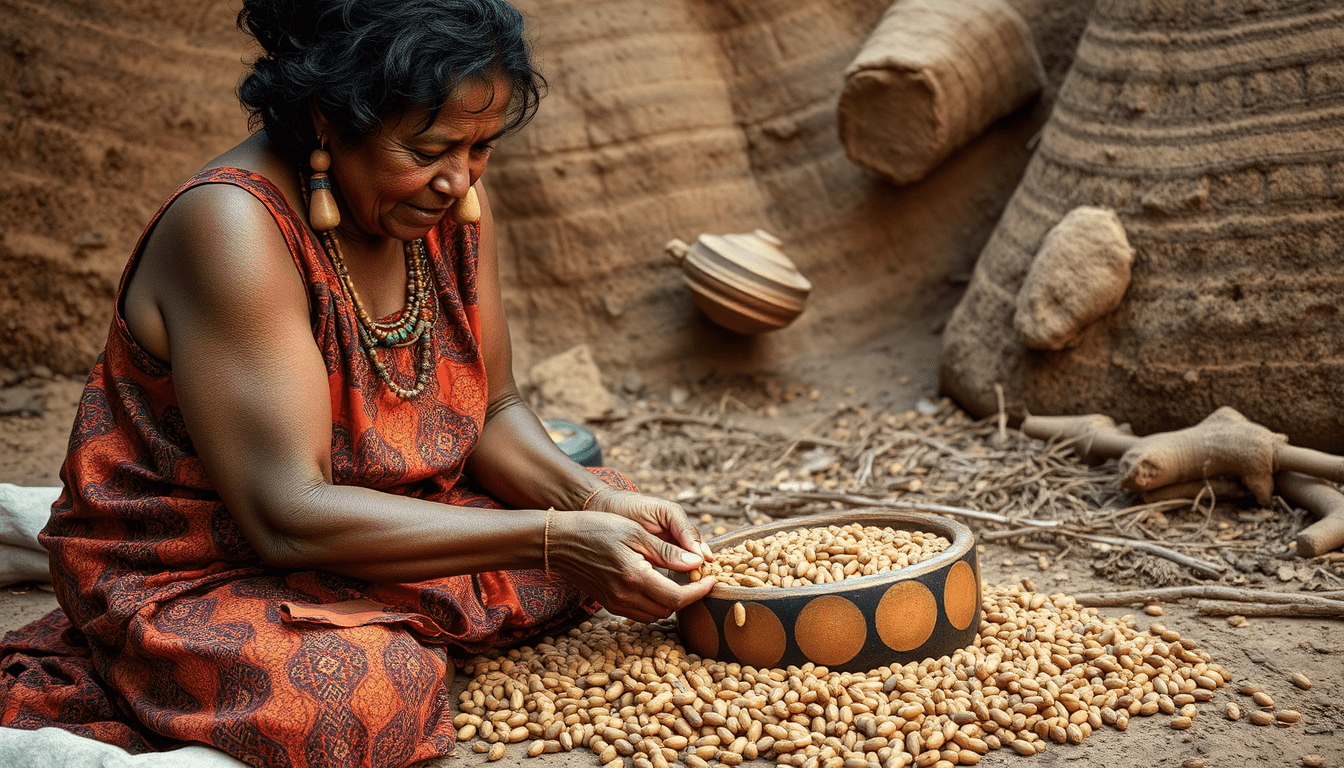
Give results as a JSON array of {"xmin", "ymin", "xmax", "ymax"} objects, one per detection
[{"xmin": 673, "ymin": 510, "xmax": 980, "ymax": 672}]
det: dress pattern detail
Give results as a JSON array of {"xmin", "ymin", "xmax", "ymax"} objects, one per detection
[{"xmin": 0, "ymin": 167, "xmax": 625, "ymax": 768}]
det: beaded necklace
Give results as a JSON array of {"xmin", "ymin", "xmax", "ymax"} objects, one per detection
[{"xmin": 320, "ymin": 230, "xmax": 437, "ymax": 399}]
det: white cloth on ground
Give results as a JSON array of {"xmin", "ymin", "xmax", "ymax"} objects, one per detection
[
  {"xmin": 0, "ymin": 483, "xmax": 59, "ymax": 585},
  {"xmin": 0, "ymin": 727, "xmax": 249, "ymax": 768}
]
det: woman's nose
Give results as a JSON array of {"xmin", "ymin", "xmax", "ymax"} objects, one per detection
[{"xmin": 432, "ymin": 167, "xmax": 470, "ymax": 199}]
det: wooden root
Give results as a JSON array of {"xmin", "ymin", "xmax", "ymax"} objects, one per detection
[
  {"xmin": 1196, "ymin": 600, "xmax": 1344, "ymax": 618},
  {"xmin": 1022, "ymin": 409, "xmax": 1344, "ymax": 554}
]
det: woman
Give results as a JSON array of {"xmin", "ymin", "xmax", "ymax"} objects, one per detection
[{"xmin": 0, "ymin": 0, "xmax": 714, "ymax": 765}]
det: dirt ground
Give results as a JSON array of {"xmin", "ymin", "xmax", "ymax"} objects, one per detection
[{"xmin": 2, "ymin": 326, "xmax": 1341, "ymax": 767}]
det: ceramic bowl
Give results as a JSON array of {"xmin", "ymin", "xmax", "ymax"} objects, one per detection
[
  {"xmin": 665, "ymin": 230, "xmax": 812, "ymax": 334},
  {"xmin": 674, "ymin": 510, "xmax": 980, "ymax": 672}
]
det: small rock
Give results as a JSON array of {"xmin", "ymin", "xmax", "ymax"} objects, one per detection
[
  {"xmin": 621, "ymin": 372, "xmax": 645, "ymax": 394},
  {"xmin": 76, "ymin": 230, "xmax": 109, "ymax": 249},
  {"xmin": 1277, "ymin": 564, "xmax": 1297, "ymax": 582},
  {"xmin": 528, "ymin": 345, "xmax": 616, "ymax": 421},
  {"xmin": 669, "ymin": 386, "xmax": 690, "ymax": 407},
  {"xmin": 0, "ymin": 388, "xmax": 44, "ymax": 417}
]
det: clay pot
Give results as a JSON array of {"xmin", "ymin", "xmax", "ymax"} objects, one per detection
[
  {"xmin": 674, "ymin": 510, "xmax": 980, "ymax": 672},
  {"xmin": 665, "ymin": 230, "xmax": 812, "ymax": 334}
]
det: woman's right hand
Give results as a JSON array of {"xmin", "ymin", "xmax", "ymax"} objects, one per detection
[{"xmin": 548, "ymin": 510, "xmax": 715, "ymax": 623}]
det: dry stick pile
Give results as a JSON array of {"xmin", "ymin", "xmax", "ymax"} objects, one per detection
[
  {"xmin": 456, "ymin": 585, "xmax": 1245, "ymax": 767},
  {"xmin": 598, "ymin": 393, "xmax": 1344, "ymax": 592}
]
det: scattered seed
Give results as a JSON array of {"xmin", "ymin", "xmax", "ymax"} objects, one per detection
[
  {"xmin": 1276, "ymin": 710, "xmax": 1302, "ymax": 724},
  {"xmin": 1226, "ymin": 702, "xmax": 1240, "ymax": 721},
  {"xmin": 1252, "ymin": 691, "xmax": 1275, "ymax": 709},
  {"xmin": 1290, "ymin": 673, "xmax": 1312, "ymax": 691},
  {"xmin": 1248, "ymin": 711, "xmax": 1275, "ymax": 726},
  {"xmin": 1144, "ymin": 604, "xmax": 1163, "ymax": 616},
  {"xmin": 451, "ymin": 583, "xmax": 1231, "ymax": 768},
  {"xmin": 732, "ymin": 601, "xmax": 746, "ymax": 627}
]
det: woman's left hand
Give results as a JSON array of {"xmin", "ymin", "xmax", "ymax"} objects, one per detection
[{"xmin": 584, "ymin": 487, "xmax": 713, "ymax": 568}]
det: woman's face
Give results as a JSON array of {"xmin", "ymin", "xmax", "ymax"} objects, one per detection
[{"xmin": 323, "ymin": 75, "xmax": 511, "ymax": 243}]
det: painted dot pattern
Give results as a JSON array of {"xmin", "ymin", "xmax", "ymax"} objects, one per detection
[
  {"xmin": 943, "ymin": 559, "xmax": 980, "ymax": 631},
  {"xmin": 677, "ymin": 600, "xmax": 718, "ymax": 660},
  {"xmin": 723, "ymin": 602, "xmax": 786, "ymax": 669},
  {"xmin": 793, "ymin": 595, "xmax": 866, "ymax": 667},
  {"xmin": 875, "ymin": 580, "xmax": 937, "ymax": 652}
]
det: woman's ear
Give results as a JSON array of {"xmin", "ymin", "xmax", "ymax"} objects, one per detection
[{"xmin": 308, "ymin": 97, "xmax": 333, "ymax": 144}]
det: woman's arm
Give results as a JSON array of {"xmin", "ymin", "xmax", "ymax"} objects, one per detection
[
  {"xmin": 462, "ymin": 186, "xmax": 714, "ymax": 603},
  {"xmin": 133, "ymin": 181, "xmax": 710, "ymax": 620}
]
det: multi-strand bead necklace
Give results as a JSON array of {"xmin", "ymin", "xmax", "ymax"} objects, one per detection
[{"xmin": 320, "ymin": 230, "xmax": 437, "ymax": 399}]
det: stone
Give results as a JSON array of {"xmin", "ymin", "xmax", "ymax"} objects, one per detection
[
  {"xmin": 528, "ymin": 345, "xmax": 616, "ymax": 422},
  {"xmin": 1014, "ymin": 206, "xmax": 1134, "ymax": 351}
]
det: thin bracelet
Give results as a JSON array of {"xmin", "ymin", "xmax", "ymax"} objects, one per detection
[
  {"xmin": 543, "ymin": 508, "xmax": 554, "ymax": 578},
  {"xmin": 580, "ymin": 486, "xmax": 605, "ymax": 511}
]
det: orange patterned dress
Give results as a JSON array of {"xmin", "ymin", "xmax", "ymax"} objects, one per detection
[{"xmin": 0, "ymin": 168, "xmax": 615, "ymax": 767}]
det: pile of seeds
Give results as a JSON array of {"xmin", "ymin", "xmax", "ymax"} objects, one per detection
[
  {"xmin": 455, "ymin": 584, "xmax": 1238, "ymax": 767},
  {"xmin": 688, "ymin": 523, "xmax": 951, "ymax": 588}
]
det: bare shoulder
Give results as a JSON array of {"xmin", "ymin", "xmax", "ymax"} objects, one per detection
[{"xmin": 125, "ymin": 166, "xmax": 310, "ymax": 362}]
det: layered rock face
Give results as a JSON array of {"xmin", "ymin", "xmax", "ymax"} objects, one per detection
[
  {"xmin": 487, "ymin": 0, "xmax": 1070, "ymax": 379},
  {"xmin": 3, "ymin": 0, "xmax": 1088, "ymax": 385},
  {"xmin": 941, "ymin": 0, "xmax": 1344, "ymax": 450},
  {"xmin": 0, "ymin": 0, "xmax": 249, "ymax": 374}
]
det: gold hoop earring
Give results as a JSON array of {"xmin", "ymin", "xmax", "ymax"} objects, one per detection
[{"xmin": 308, "ymin": 144, "xmax": 341, "ymax": 232}]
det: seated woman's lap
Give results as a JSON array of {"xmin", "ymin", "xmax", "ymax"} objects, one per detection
[{"xmin": 113, "ymin": 571, "xmax": 457, "ymax": 768}]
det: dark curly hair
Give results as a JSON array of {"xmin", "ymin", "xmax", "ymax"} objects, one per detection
[{"xmin": 237, "ymin": 0, "xmax": 545, "ymax": 168}]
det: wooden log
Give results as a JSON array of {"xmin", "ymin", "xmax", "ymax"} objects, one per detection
[{"xmin": 838, "ymin": 0, "xmax": 1044, "ymax": 185}]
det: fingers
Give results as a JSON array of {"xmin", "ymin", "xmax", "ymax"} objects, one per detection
[
  {"xmin": 661, "ymin": 501, "xmax": 711, "ymax": 559},
  {"xmin": 620, "ymin": 492, "xmax": 714, "ymax": 562},
  {"xmin": 629, "ymin": 528, "xmax": 703, "ymax": 572},
  {"xmin": 602, "ymin": 566, "xmax": 716, "ymax": 622}
]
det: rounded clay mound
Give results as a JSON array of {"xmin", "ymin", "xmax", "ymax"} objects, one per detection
[{"xmin": 940, "ymin": 0, "xmax": 1344, "ymax": 451}]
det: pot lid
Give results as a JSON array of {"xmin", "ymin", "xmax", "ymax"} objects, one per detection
[{"xmin": 694, "ymin": 230, "xmax": 812, "ymax": 295}]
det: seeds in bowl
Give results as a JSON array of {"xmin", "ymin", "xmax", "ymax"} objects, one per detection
[{"xmin": 690, "ymin": 522, "xmax": 950, "ymax": 588}]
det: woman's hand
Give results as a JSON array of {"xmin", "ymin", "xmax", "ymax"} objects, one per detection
[
  {"xmin": 548, "ymin": 509, "xmax": 715, "ymax": 623},
  {"xmin": 584, "ymin": 486, "xmax": 715, "ymax": 563}
]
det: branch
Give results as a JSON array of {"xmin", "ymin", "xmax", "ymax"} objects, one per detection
[
  {"xmin": 775, "ymin": 491, "xmax": 1226, "ymax": 579},
  {"xmin": 1196, "ymin": 600, "xmax": 1344, "ymax": 618},
  {"xmin": 1072, "ymin": 586, "xmax": 1344, "ymax": 609}
]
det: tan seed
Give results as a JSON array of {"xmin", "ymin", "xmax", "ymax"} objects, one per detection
[
  {"xmin": 1248, "ymin": 711, "xmax": 1274, "ymax": 726},
  {"xmin": 1170, "ymin": 716, "xmax": 1192, "ymax": 730},
  {"xmin": 1290, "ymin": 673, "xmax": 1312, "ymax": 690},
  {"xmin": 732, "ymin": 601, "xmax": 746, "ymax": 627},
  {"xmin": 1252, "ymin": 691, "xmax": 1274, "ymax": 708},
  {"xmin": 1301, "ymin": 755, "xmax": 1325, "ymax": 767},
  {"xmin": 1226, "ymin": 702, "xmax": 1241, "ymax": 721},
  {"xmin": 1276, "ymin": 710, "xmax": 1302, "ymax": 724},
  {"xmin": 487, "ymin": 742, "xmax": 506, "ymax": 761}
]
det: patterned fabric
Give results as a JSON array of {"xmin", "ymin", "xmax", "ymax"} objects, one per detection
[{"xmin": 0, "ymin": 168, "xmax": 616, "ymax": 768}]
